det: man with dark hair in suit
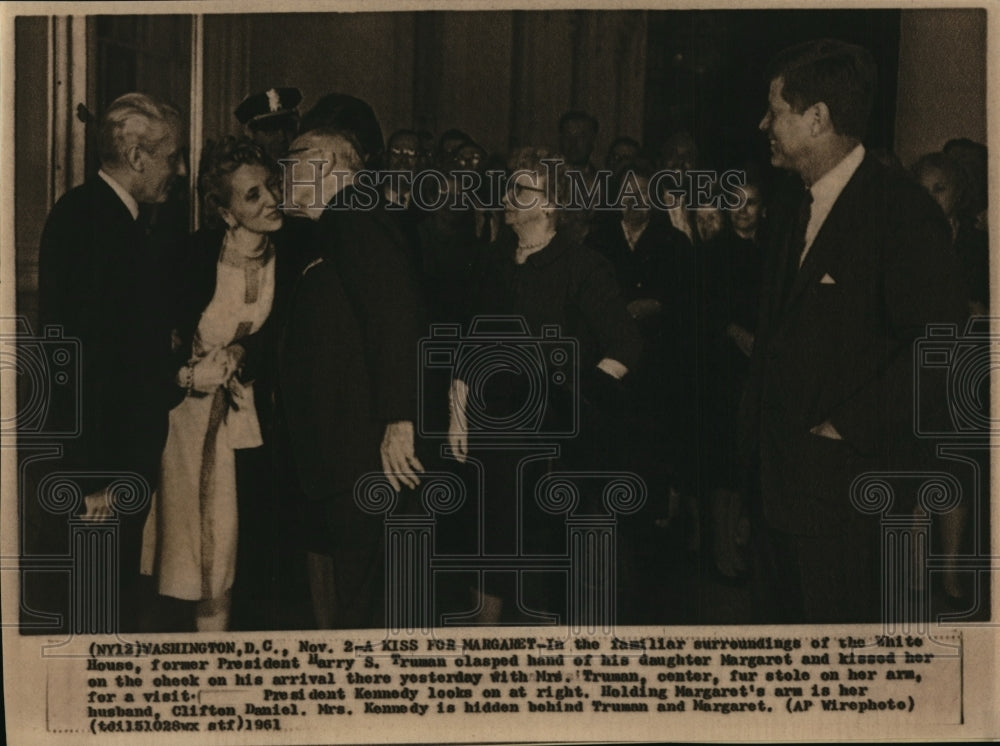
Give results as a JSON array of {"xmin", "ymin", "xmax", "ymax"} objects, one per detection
[
  {"xmin": 741, "ymin": 40, "xmax": 965, "ymax": 623},
  {"xmin": 558, "ymin": 110, "xmax": 602, "ymax": 244},
  {"xmin": 559, "ymin": 110, "xmax": 599, "ymax": 176},
  {"xmin": 278, "ymin": 96, "xmax": 426, "ymax": 629},
  {"xmin": 37, "ymin": 92, "xmax": 192, "ymax": 632}
]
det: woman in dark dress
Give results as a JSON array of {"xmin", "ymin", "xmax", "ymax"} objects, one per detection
[
  {"xmin": 912, "ymin": 151, "xmax": 987, "ymax": 602},
  {"xmin": 913, "ymin": 152, "xmax": 989, "ymax": 316},
  {"xmin": 585, "ymin": 164, "xmax": 700, "ymax": 622},
  {"xmin": 699, "ymin": 177, "xmax": 766, "ymax": 581},
  {"xmin": 448, "ymin": 148, "xmax": 642, "ymax": 623},
  {"xmin": 586, "ymin": 163, "xmax": 698, "ymax": 501}
]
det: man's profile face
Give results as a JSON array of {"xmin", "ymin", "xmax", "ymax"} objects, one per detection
[
  {"xmin": 502, "ymin": 170, "xmax": 549, "ymax": 227},
  {"xmin": 136, "ymin": 123, "xmax": 186, "ymax": 204},
  {"xmin": 759, "ymin": 77, "xmax": 812, "ymax": 174},
  {"xmin": 281, "ymin": 133, "xmax": 328, "ymax": 217}
]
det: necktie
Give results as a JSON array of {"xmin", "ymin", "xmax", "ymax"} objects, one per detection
[
  {"xmin": 781, "ymin": 188, "xmax": 812, "ymax": 306},
  {"xmin": 794, "ymin": 188, "xmax": 814, "ymax": 268}
]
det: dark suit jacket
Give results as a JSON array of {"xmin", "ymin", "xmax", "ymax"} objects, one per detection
[
  {"xmin": 276, "ymin": 188, "xmax": 426, "ymax": 628},
  {"xmin": 278, "ymin": 186, "xmax": 426, "ymax": 501},
  {"xmin": 35, "ymin": 177, "xmax": 184, "ymax": 632},
  {"xmin": 38, "ymin": 177, "xmax": 182, "ymax": 487},
  {"xmin": 700, "ymin": 229, "xmax": 764, "ymax": 491},
  {"xmin": 741, "ymin": 155, "xmax": 966, "ymax": 536}
]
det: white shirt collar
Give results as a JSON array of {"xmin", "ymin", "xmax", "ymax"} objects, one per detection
[
  {"xmin": 98, "ymin": 169, "xmax": 140, "ymax": 221},
  {"xmin": 666, "ymin": 201, "xmax": 693, "ymax": 240},
  {"xmin": 620, "ymin": 218, "xmax": 649, "ymax": 251},
  {"xmin": 803, "ymin": 144, "xmax": 865, "ymax": 256}
]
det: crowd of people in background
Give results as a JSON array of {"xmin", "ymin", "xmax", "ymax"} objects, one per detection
[{"xmin": 33, "ymin": 38, "xmax": 989, "ymax": 633}]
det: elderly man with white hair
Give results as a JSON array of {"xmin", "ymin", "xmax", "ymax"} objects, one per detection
[
  {"xmin": 36, "ymin": 91, "xmax": 190, "ymax": 632},
  {"xmin": 278, "ymin": 94, "xmax": 427, "ymax": 629}
]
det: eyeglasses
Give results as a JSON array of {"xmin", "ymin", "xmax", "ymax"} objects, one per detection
[{"xmin": 507, "ymin": 181, "xmax": 546, "ymax": 197}]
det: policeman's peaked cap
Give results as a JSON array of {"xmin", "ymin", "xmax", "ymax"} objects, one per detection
[{"xmin": 235, "ymin": 87, "xmax": 302, "ymax": 127}]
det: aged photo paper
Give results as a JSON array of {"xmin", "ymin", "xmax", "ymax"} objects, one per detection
[{"xmin": 2, "ymin": 1, "xmax": 997, "ymax": 744}]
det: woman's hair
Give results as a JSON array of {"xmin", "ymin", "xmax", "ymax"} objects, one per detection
[
  {"xmin": 911, "ymin": 151, "xmax": 970, "ymax": 218},
  {"xmin": 507, "ymin": 145, "xmax": 571, "ymax": 221},
  {"xmin": 198, "ymin": 136, "xmax": 276, "ymax": 229}
]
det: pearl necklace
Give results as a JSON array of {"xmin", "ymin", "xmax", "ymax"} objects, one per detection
[{"xmin": 516, "ymin": 230, "xmax": 556, "ymax": 253}]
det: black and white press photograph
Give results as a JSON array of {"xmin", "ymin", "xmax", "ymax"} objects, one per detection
[{"xmin": 1, "ymin": 3, "xmax": 996, "ymax": 744}]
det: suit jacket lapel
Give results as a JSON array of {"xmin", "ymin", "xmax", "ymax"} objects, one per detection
[
  {"xmin": 767, "ymin": 184, "xmax": 806, "ymax": 324},
  {"xmin": 782, "ymin": 157, "xmax": 872, "ymax": 312}
]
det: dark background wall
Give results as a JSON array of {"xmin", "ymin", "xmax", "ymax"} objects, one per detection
[
  {"xmin": 644, "ymin": 9, "xmax": 902, "ymax": 169},
  {"xmin": 895, "ymin": 8, "xmax": 988, "ymax": 166},
  {"xmin": 219, "ymin": 11, "xmax": 649, "ymax": 162}
]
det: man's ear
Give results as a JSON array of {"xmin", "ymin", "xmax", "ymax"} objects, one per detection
[
  {"xmin": 320, "ymin": 148, "xmax": 339, "ymax": 178},
  {"xmin": 811, "ymin": 102, "xmax": 833, "ymax": 136},
  {"xmin": 125, "ymin": 145, "xmax": 144, "ymax": 173}
]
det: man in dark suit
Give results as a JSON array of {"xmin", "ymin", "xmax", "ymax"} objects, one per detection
[
  {"xmin": 277, "ymin": 95, "xmax": 426, "ymax": 629},
  {"xmin": 36, "ymin": 92, "xmax": 192, "ymax": 632},
  {"xmin": 741, "ymin": 40, "xmax": 965, "ymax": 623}
]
